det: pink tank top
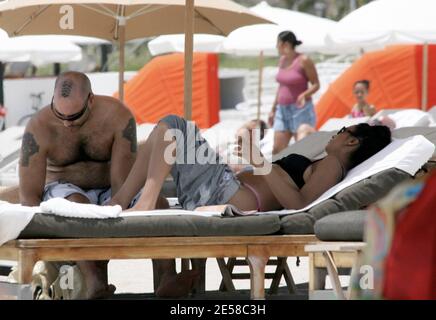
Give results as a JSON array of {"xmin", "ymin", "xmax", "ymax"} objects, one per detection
[{"xmin": 276, "ymin": 55, "xmax": 309, "ymax": 105}]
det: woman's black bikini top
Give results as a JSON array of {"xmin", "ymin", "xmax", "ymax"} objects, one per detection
[
  {"xmin": 273, "ymin": 153, "xmax": 316, "ymax": 189},
  {"xmin": 274, "ymin": 153, "xmax": 346, "ymax": 189}
]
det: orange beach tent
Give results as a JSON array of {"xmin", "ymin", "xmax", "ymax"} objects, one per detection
[
  {"xmin": 118, "ymin": 52, "xmax": 220, "ymax": 129},
  {"xmin": 315, "ymin": 45, "xmax": 436, "ymax": 128}
]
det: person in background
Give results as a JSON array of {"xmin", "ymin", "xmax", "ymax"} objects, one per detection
[
  {"xmin": 350, "ymin": 79, "xmax": 377, "ymax": 118},
  {"xmin": 268, "ymin": 31, "xmax": 320, "ymax": 155},
  {"xmin": 0, "ymin": 104, "xmax": 6, "ymax": 131}
]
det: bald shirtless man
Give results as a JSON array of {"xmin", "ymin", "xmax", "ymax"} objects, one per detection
[{"xmin": 19, "ymin": 71, "xmax": 138, "ymax": 299}]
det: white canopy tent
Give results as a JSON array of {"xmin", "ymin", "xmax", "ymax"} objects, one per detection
[
  {"xmin": 148, "ymin": 34, "xmax": 224, "ymax": 56},
  {"xmin": 325, "ymin": 0, "xmax": 436, "ymax": 110}
]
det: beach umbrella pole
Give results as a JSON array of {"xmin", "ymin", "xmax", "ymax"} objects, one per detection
[
  {"xmin": 257, "ymin": 50, "xmax": 264, "ymax": 122},
  {"xmin": 118, "ymin": 26, "xmax": 125, "ymax": 102},
  {"xmin": 118, "ymin": 16, "xmax": 126, "ymax": 102},
  {"xmin": 421, "ymin": 42, "xmax": 428, "ymax": 111},
  {"xmin": 184, "ymin": 0, "xmax": 194, "ymax": 121},
  {"xmin": 0, "ymin": 62, "xmax": 4, "ymax": 106}
]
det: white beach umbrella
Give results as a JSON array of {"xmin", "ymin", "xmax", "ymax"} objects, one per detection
[
  {"xmin": 222, "ymin": 1, "xmax": 338, "ymax": 120},
  {"xmin": 326, "ymin": 0, "xmax": 436, "ymax": 110},
  {"xmin": 0, "ymin": 29, "xmax": 8, "ymax": 40},
  {"xmin": 148, "ymin": 34, "xmax": 225, "ymax": 56},
  {"xmin": 46, "ymin": 35, "xmax": 110, "ymax": 45},
  {"xmin": 326, "ymin": 0, "xmax": 436, "ymax": 49},
  {"xmin": 0, "ymin": 35, "xmax": 83, "ymax": 65},
  {"xmin": 0, "ymin": 0, "xmax": 270, "ymax": 119},
  {"xmin": 248, "ymin": 1, "xmax": 338, "ymax": 54},
  {"xmin": 222, "ymin": 23, "xmax": 280, "ymax": 57},
  {"xmin": 223, "ymin": 2, "xmax": 340, "ymax": 56}
]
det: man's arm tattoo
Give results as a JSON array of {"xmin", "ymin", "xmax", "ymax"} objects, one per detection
[
  {"xmin": 122, "ymin": 118, "xmax": 137, "ymax": 153},
  {"xmin": 20, "ymin": 132, "xmax": 40, "ymax": 167}
]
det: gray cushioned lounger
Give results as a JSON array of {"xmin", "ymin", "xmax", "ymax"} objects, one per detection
[
  {"xmin": 19, "ymin": 213, "xmax": 281, "ymax": 238},
  {"xmin": 314, "ymin": 210, "xmax": 367, "ymax": 241}
]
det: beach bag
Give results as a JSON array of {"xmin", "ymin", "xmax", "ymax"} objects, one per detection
[
  {"xmin": 349, "ymin": 175, "xmax": 426, "ymax": 299},
  {"xmin": 383, "ymin": 171, "xmax": 436, "ymax": 299}
]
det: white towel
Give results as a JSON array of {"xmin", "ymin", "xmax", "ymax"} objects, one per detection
[
  {"xmin": 120, "ymin": 204, "xmax": 244, "ymax": 218},
  {"xmin": 40, "ymin": 198, "xmax": 122, "ymax": 219},
  {"xmin": 120, "ymin": 209, "xmax": 221, "ymax": 218},
  {"xmin": 0, "ymin": 201, "xmax": 39, "ymax": 246}
]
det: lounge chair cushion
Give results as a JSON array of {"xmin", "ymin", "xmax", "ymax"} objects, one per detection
[
  {"xmin": 280, "ymin": 168, "xmax": 410, "ymax": 234},
  {"xmin": 19, "ymin": 213, "xmax": 281, "ymax": 239},
  {"xmin": 310, "ymin": 168, "xmax": 410, "ymax": 219},
  {"xmin": 314, "ymin": 210, "xmax": 367, "ymax": 241}
]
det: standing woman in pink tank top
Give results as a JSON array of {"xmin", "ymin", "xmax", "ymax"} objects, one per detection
[{"xmin": 268, "ymin": 31, "xmax": 320, "ymax": 155}]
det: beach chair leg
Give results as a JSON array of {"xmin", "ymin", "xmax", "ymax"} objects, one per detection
[
  {"xmin": 309, "ymin": 253, "xmax": 327, "ymax": 293},
  {"xmin": 17, "ymin": 250, "xmax": 37, "ymax": 285},
  {"xmin": 181, "ymin": 258, "xmax": 190, "ymax": 271},
  {"xmin": 268, "ymin": 257, "xmax": 286, "ymax": 294},
  {"xmin": 191, "ymin": 258, "xmax": 206, "ymax": 293},
  {"xmin": 347, "ymin": 250, "xmax": 363, "ymax": 300},
  {"xmin": 323, "ymin": 251, "xmax": 346, "ymax": 300},
  {"xmin": 282, "ymin": 259, "xmax": 298, "ymax": 294},
  {"xmin": 247, "ymin": 253, "xmax": 269, "ymax": 300},
  {"xmin": 268, "ymin": 257, "xmax": 297, "ymax": 294},
  {"xmin": 216, "ymin": 258, "xmax": 236, "ymax": 292},
  {"xmin": 218, "ymin": 257, "xmax": 237, "ymax": 291},
  {"xmin": 152, "ymin": 260, "xmax": 160, "ymax": 291}
]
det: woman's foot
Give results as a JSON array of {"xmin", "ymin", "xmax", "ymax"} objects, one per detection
[{"xmin": 155, "ymin": 270, "xmax": 201, "ymax": 298}]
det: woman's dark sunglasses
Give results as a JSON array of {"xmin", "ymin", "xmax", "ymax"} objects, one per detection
[
  {"xmin": 337, "ymin": 126, "xmax": 362, "ymax": 143},
  {"xmin": 51, "ymin": 93, "xmax": 90, "ymax": 122}
]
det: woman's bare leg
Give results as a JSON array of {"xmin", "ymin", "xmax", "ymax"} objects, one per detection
[
  {"xmin": 296, "ymin": 124, "xmax": 316, "ymax": 141},
  {"xmin": 129, "ymin": 122, "xmax": 175, "ymax": 211},
  {"xmin": 272, "ymin": 130, "xmax": 293, "ymax": 155},
  {"xmin": 110, "ymin": 124, "xmax": 169, "ymax": 209}
]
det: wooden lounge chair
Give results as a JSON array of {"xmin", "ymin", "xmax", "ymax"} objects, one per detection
[
  {"xmin": 304, "ymin": 210, "xmax": 368, "ymax": 300},
  {"xmin": 0, "ymin": 235, "xmax": 318, "ymax": 300}
]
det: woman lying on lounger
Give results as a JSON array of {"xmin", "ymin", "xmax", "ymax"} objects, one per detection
[
  {"xmin": 109, "ymin": 115, "xmax": 391, "ymax": 298},
  {"xmin": 111, "ymin": 115, "xmax": 391, "ymax": 213}
]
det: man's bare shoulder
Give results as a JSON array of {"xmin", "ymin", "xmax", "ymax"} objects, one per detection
[
  {"xmin": 25, "ymin": 106, "xmax": 55, "ymax": 133},
  {"xmin": 94, "ymin": 95, "xmax": 134, "ymax": 121}
]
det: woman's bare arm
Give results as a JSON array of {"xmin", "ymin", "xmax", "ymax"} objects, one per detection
[
  {"xmin": 236, "ymin": 131, "xmax": 342, "ymax": 210},
  {"xmin": 261, "ymin": 156, "xmax": 342, "ymax": 210},
  {"xmin": 300, "ymin": 56, "xmax": 320, "ymax": 99}
]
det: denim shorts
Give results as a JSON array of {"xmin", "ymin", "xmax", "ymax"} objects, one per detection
[{"xmin": 273, "ymin": 101, "xmax": 316, "ymax": 133}]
